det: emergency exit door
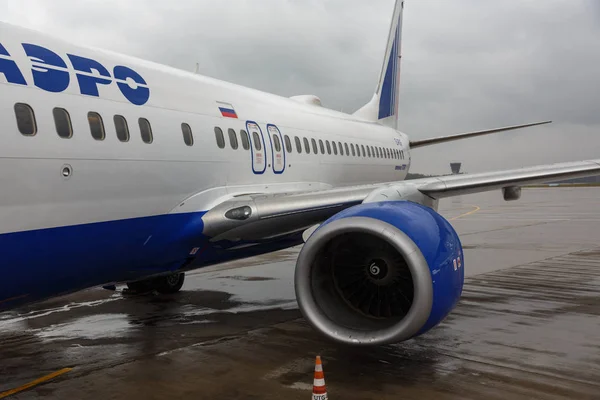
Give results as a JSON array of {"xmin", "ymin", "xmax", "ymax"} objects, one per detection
[
  {"xmin": 267, "ymin": 124, "xmax": 286, "ymax": 174},
  {"xmin": 246, "ymin": 121, "xmax": 266, "ymax": 174}
]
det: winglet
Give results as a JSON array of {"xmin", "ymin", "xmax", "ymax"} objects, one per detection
[{"xmin": 409, "ymin": 121, "xmax": 552, "ymax": 149}]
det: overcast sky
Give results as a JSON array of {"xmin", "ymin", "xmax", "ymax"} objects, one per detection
[{"xmin": 1, "ymin": 0, "xmax": 599, "ymax": 174}]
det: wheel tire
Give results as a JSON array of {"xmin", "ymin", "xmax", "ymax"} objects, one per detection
[{"xmin": 155, "ymin": 273, "xmax": 185, "ymax": 294}]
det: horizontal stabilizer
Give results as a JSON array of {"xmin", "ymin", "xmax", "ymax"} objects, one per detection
[{"xmin": 410, "ymin": 121, "xmax": 552, "ymax": 149}]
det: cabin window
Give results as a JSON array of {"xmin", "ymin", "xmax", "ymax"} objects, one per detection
[
  {"xmin": 319, "ymin": 140, "xmax": 325, "ymax": 154},
  {"xmin": 181, "ymin": 123, "xmax": 194, "ymax": 146},
  {"xmin": 361, "ymin": 145, "xmax": 366, "ymax": 157},
  {"xmin": 252, "ymin": 131, "xmax": 262, "ymax": 150},
  {"xmin": 53, "ymin": 108, "xmax": 73, "ymax": 139},
  {"xmin": 138, "ymin": 118, "xmax": 153, "ymax": 143},
  {"xmin": 228, "ymin": 128, "xmax": 239, "ymax": 149},
  {"xmin": 14, "ymin": 103, "xmax": 37, "ymax": 136},
  {"xmin": 180, "ymin": 123, "xmax": 193, "ymax": 146},
  {"xmin": 88, "ymin": 112, "xmax": 105, "ymax": 141},
  {"xmin": 284, "ymin": 135, "xmax": 292, "ymax": 153},
  {"xmin": 294, "ymin": 136, "xmax": 302, "ymax": 153},
  {"xmin": 357, "ymin": 144, "xmax": 362, "ymax": 157},
  {"xmin": 332, "ymin": 141, "xmax": 338, "ymax": 155},
  {"xmin": 311, "ymin": 138, "xmax": 318, "ymax": 154},
  {"xmin": 215, "ymin": 127, "xmax": 225, "ymax": 148},
  {"xmin": 350, "ymin": 143, "xmax": 356, "ymax": 156},
  {"xmin": 241, "ymin": 130, "xmax": 250, "ymax": 150},
  {"xmin": 273, "ymin": 134, "xmax": 282, "ymax": 152},
  {"xmin": 303, "ymin": 137, "xmax": 310, "ymax": 154},
  {"xmin": 387, "ymin": 148, "xmax": 391, "ymax": 159},
  {"xmin": 325, "ymin": 140, "xmax": 331, "ymax": 155},
  {"xmin": 181, "ymin": 122, "xmax": 194, "ymax": 146},
  {"xmin": 345, "ymin": 143, "xmax": 350, "ymax": 156},
  {"xmin": 367, "ymin": 146, "xmax": 372, "ymax": 158},
  {"xmin": 114, "ymin": 115, "xmax": 129, "ymax": 142}
]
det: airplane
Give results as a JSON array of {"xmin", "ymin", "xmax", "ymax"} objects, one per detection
[{"xmin": 0, "ymin": 0, "xmax": 599, "ymax": 347}]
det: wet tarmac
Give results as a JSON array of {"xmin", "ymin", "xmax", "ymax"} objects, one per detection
[{"xmin": 1, "ymin": 188, "xmax": 600, "ymax": 399}]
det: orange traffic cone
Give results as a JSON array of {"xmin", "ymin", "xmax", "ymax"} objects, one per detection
[{"xmin": 312, "ymin": 355, "xmax": 328, "ymax": 400}]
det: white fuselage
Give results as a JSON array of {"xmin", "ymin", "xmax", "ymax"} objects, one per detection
[
  {"xmin": 0, "ymin": 22, "xmax": 411, "ymax": 308},
  {"xmin": 0, "ymin": 22, "xmax": 411, "ymax": 236}
]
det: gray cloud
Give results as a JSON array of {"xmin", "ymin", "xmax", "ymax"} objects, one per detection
[{"xmin": 1, "ymin": 0, "xmax": 598, "ymax": 174}]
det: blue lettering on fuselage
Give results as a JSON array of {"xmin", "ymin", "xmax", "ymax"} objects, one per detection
[
  {"xmin": 0, "ymin": 41, "xmax": 150, "ymax": 105},
  {"xmin": 23, "ymin": 43, "xmax": 70, "ymax": 93},
  {"xmin": 0, "ymin": 43, "xmax": 27, "ymax": 85}
]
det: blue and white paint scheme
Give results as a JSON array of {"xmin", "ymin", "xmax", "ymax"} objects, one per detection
[{"xmin": 1, "ymin": 1, "xmax": 599, "ymax": 346}]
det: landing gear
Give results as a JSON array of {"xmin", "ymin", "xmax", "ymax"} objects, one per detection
[
  {"xmin": 155, "ymin": 272, "xmax": 185, "ymax": 294},
  {"xmin": 124, "ymin": 272, "xmax": 185, "ymax": 295}
]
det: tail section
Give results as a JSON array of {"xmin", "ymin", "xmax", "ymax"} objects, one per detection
[{"xmin": 354, "ymin": 0, "xmax": 404, "ymax": 129}]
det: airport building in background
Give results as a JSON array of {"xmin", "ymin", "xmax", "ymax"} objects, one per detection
[{"xmin": 450, "ymin": 163, "xmax": 462, "ymax": 175}]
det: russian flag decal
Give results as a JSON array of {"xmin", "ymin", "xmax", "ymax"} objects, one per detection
[{"xmin": 217, "ymin": 101, "xmax": 238, "ymax": 119}]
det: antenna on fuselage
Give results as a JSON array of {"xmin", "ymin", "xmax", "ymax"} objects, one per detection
[{"xmin": 194, "ymin": 63, "xmax": 200, "ymax": 74}]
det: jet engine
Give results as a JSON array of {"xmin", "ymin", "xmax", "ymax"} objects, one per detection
[{"xmin": 295, "ymin": 201, "xmax": 464, "ymax": 346}]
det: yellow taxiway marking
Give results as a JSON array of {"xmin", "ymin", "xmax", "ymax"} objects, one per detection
[
  {"xmin": 449, "ymin": 205, "xmax": 481, "ymax": 221},
  {"xmin": 0, "ymin": 368, "xmax": 73, "ymax": 399}
]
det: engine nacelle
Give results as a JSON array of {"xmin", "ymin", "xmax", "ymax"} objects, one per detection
[{"xmin": 295, "ymin": 201, "xmax": 464, "ymax": 346}]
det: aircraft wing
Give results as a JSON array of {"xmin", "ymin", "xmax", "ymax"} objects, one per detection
[
  {"xmin": 417, "ymin": 159, "xmax": 600, "ymax": 198},
  {"xmin": 201, "ymin": 159, "xmax": 600, "ymax": 242}
]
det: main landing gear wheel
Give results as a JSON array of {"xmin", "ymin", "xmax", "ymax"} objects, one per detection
[
  {"xmin": 155, "ymin": 272, "xmax": 185, "ymax": 294},
  {"xmin": 125, "ymin": 272, "xmax": 185, "ymax": 295}
]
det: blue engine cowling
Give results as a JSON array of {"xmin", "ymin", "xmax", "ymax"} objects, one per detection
[{"xmin": 294, "ymin": 201, "xmax": 464, "ymax": 346}]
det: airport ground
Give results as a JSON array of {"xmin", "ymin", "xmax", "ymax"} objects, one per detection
[{"xmin": 1, "ymin": 188, "xmax": 600, "ymax": 399}]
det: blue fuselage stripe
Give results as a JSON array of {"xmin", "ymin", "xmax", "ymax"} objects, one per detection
[
  {"xmin": 0, "ymin": 210, "xmax": 306, "ymax": 310},
  {"xmin": 0, "ymin": 212, "xmax": 206, "ymax": 308}
]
